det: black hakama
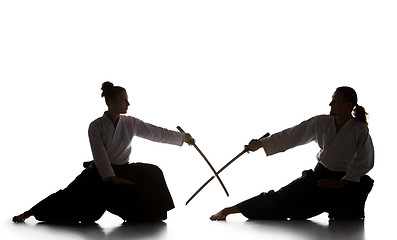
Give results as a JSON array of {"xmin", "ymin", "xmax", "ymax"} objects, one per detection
[
  {"xmin": 107, "ymin": 162, "xmax": 175, "ymax": 222},
  {"xmin": 30, "ymin": 166, "xmax": 107, "ymax": 223},
  {"xmin": 237, "ymin": 163, "xmax": 374, "ymax": 220},
  {"xmin": 29, "ymin": 162, "xmax": 174, "ymax": 223}
]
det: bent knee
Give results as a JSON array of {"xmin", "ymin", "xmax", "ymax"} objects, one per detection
[{"xmin": 136, "ymin": 163, "xmax": 164, "ymax": 177}]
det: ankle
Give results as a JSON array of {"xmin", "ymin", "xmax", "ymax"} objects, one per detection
[{"xmin": 224, "ymin": 205, "xmax": 240, "ymax": 215}]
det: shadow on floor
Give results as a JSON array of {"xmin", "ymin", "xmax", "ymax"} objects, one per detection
[
  {"xmin": 10, "ymin": 218, "xmax": 365, "ymax": 240},
  {"xmin": 243, "ymin": 219, "xmax": 365, "ymax": 240},
  {"xmin": 34, "ymin": 221, "xmax": 167, "ymax": 240}
]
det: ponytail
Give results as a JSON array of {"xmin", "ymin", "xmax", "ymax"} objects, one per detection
[
  {"xmin": 353, "ymin": 105, "xmax": 368, "ymax": 126},
  {"xmin": 336, "ymin": 86, "xmax": 369, "ymax": 126}
]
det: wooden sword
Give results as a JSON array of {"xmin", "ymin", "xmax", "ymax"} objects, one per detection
[
  {"xmin": 185, "ymin": 132, "xmax": 270, "ymax": 205},
  {"xmin": 177, "ymin": 126, "xmax": 229, "ymax": 198}
]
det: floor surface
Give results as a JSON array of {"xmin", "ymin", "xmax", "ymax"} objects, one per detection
[{"xmin": 4, "ymin": 204, "xmax": 393, "ymax": 240}]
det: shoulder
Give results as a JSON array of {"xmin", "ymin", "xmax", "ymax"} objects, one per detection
[
  {"xmin": 89, "ymin": 116, "xmax": 103, "ymax": 127},
  {"xmin": 350, "ymin": 118, "xmax": 370, "ymax": 134},
  {"xmin": 88, "ymin": 115, "xmax": 107, "ymax": 132},
  {"xmin": 300, "ymin": 115, "xmax": 332, "ymax": 125},
  {"xmin": 313, "ymin": 114, "xmax": 332, "ymax": 121},
  {"xmin": 296, "ymin": 115, "xmax": 333, "ymax": 131},
  {"xmin": 119, "ymin": 115, "xmax": 148, "ymax": 131},
  {"xmin": 309, "ymin": 115, "xmax": 334, "ymax": 125},
  {"xmin": 120, "ymin": 115, "xmax": 142, "ymax": 124},
  {"xmin": 350, "ymin": 119, "xmax": 372, "ymax": 147},
  {"xmin": 90, "ymin": 116, "xmax": 104, "ymax": 124}
]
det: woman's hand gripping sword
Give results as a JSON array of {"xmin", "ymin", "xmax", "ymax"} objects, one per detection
[{"xmin": 185, "ymin": 132, "xmax": 270, "ymax": 205}]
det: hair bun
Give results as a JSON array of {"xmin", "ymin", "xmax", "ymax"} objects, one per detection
[
  {"xmin": 101, "ymin": 81, "xmax": 114, "ymax": 91},
  {"xmin": 101, "ymin": 81, "xmax": 114, "ymax": 97}
]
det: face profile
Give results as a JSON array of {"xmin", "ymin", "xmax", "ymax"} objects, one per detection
[
  {"xmin": 108, "ymin": 90, "xmax": 130, "ymax": 115},
  {"xmin": 329, "ymin": 90, "xmax": 352, "ymax": 118}
]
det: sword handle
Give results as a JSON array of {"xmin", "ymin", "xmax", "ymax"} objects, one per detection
[
  {"xmin": 177, "ymin": 126, "xmax": 195, "ymax": 145},
  {"xmin": 177, "ymin": 126, "xmax": 185, "ymax": 133},
  {"xmin": 259, "ymin": 133, "xmax": 270, "ymax": 140},
  {"xmin": 245, "ymin": 132, "xmax": 270, "ymax": 153}
]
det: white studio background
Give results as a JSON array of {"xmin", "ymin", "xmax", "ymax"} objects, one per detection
[{"xmin": 1, "ymin": 1, "xmax": 396, "ymax": 239}]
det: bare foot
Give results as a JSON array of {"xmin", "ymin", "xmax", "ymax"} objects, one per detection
[
  {"xmin": 12, "ymin": 211, "xmax": 33, "ymax": 223},
  {"xmin": 210, "ymin": 206, "xmax": 240, "ymax": 221},
  {"xmin": 210, "ymin": 209, "xmax": 228, "ymax": 221}
]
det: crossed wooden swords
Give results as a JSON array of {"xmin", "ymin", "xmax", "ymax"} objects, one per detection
[{"xmin": 177, "ymin": 126, "xmax": 270, "ymax": 205}]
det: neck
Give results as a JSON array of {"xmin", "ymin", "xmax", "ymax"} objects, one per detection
[
  {"xmin": 335, "ymin": 114, "xmax": 350, "ymax": 132},
  {"xmin": 105, "ymin": 110, "xmax": 120, "ymax": 127}
]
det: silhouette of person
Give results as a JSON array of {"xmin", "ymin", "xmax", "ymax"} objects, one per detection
[
  {"xmin": 210, "ymin": 86, "xmax": 374, "ymax": 221},
  {"xmin": 13, "ymin": 81, "xmax": 193, "ymax": 223}
]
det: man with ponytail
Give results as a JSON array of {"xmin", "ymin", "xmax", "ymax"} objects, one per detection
[
  {"xmin": 211, "ymin": 86, "xmax": 374, "ymax": 221},
  {"xmin": 13, "ymin": 81, "xmax": 193, "ymax": 223},
  {"xmin": 336, "ymin": 86, "xmax": 368, "ymax": 126}
]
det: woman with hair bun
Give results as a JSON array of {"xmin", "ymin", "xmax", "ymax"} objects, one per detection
[{"xmin": 13, "ymin": 81, "xmax": 193, "ymax": 223}]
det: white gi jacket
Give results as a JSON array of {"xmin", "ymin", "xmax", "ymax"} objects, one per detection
[
  {"xmin": 260, "ymin": 115, "xmax": 374, "ymax": 182},
  {"xmin": 88, "ymin": 114, "xmax": 185, "ymax": 180}
]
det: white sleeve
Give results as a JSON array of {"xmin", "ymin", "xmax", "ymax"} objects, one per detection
[
  {"xmin": 133, "ymin": 117, "xmax": 185, "ymax": 146},
  {"xmin": 88, "ymin": 121, "xmax": 115, "ymax": 180},
  {"xmin": 260, "ymin": 116, "xmax": 318, "ymax": 156}
]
